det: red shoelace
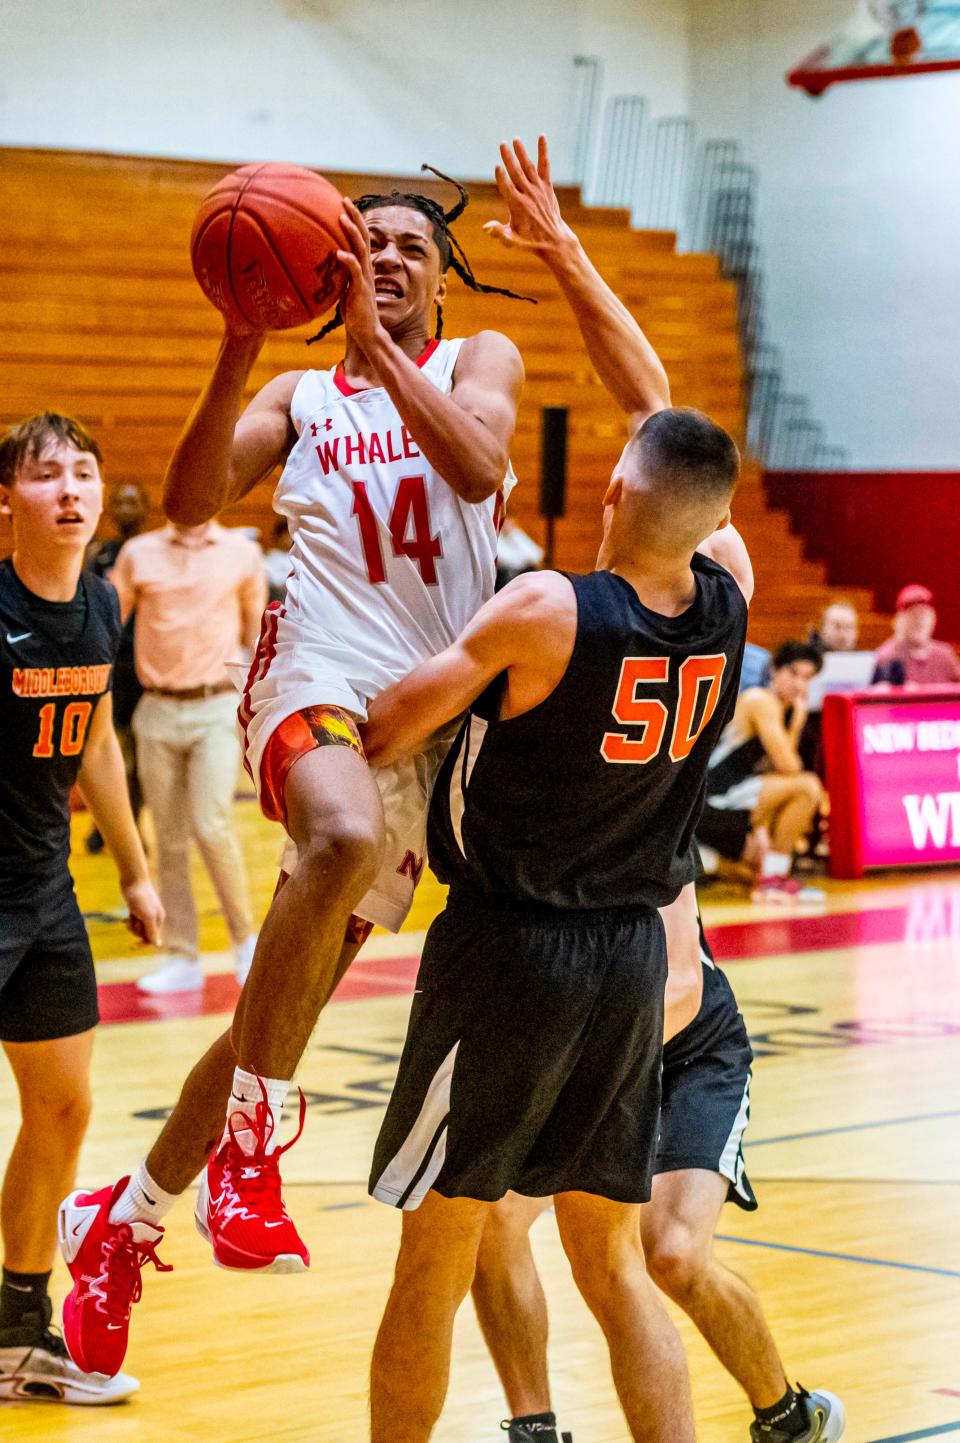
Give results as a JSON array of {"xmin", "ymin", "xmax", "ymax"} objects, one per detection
[
  {"xmin": 99, "ymin": 1226, "xmax": 172, "ymax": 1321},
  {"xmin": 222, "ymin": 1086, "xmax": 307, "ymax": 1216}
]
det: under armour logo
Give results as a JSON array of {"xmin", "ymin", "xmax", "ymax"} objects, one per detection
[
  {"xmin": 309, "ymin": 419, "xmax": 334, "ymax": 437},
  {"xmin": 396, "ymin": 851, "xmax": 425, "ymax": 884}
]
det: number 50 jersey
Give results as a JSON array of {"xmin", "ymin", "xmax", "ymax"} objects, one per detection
[
  {"xmin": 429, "ymin": 557, "xmax": 748, "ymax": 913},
  {"xmin": 262, "ymin": 338, "xmax": 515, "ymax": 720}
]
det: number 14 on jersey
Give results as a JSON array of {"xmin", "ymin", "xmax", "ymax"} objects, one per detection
[{"xmin": 353, "ymin": 476, "xmax": 442, "ymax": 585}]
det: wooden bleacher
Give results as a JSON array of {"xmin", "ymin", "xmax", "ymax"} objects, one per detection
[{"xmin": 0, "ymin": 147, "xmax": 886, "ymax": 646}]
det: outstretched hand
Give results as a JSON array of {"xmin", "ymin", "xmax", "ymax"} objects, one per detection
[
  {"xmin": 336, "ymin": 198, "xmax": 386, "ymax": 351},
  {"xmin": 485, "ymin": 137, "xmax": 577, "ymax": 259}
]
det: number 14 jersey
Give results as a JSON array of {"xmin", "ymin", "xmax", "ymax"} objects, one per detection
[{"xmin": 273, "ymin": 338, "xmax": 515, "ymax": 715}]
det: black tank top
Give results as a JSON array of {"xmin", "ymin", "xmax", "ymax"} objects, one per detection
[
  {"xmin": 428, "ymin": 555, "xmax": 747, "ymax": 912},
  {"xmin": 0, "ymin": 559, "xmax": 121, "ymax": 896}
]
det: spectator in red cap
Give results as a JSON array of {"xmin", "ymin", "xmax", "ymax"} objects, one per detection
[{"xmin": 872, "ymin": 585, "xmax": 960, "ymax": 685}]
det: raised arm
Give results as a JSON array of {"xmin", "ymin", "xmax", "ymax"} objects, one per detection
[
  {"xmin": 697, "ymin": 521, "xmax": 754, "ymax": 604},
  {"xmin": 335, "ymin": 201, "xmax": 523, "ymax": 504},
  {"xmin": 163, "ymin": 327, "xmax": 302, "ymax": 526},
  {"xmin": 362, "ymin": 571, "xmax": 576, "ymax": 767},
  {"xmin": 486, "ymin": 137, "xmax": 670, "ymax": 429}
]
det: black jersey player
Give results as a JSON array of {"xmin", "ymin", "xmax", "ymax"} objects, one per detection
[
  {"xmin": 360, "ymin": 400, "xmax": 748, "ymax": 1443},
  {"xmin": 472, "ymin": 917, "xmax": 843, "ymax": 1443},
  {"xmin": 357, "ymin": 139, "xmax": 844, "ymax": 1443},
  {"xmin": 0, "ymin": 414, "xmax": 162, "ymax": 1406}
]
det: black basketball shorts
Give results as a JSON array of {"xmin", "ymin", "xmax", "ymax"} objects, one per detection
[
  {"xmin": 0, "ymin": 870, "xmax": 99, "ymax": 1043},
  {"xmin": 658, "ymin": 935, "xmax": 756, "ymax": 1210},
  {"xmin": 370, "ymin": 895, "xmax": 667, "ymax": 1210}
]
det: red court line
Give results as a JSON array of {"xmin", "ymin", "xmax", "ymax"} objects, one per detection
[
  {"xmin": 707, "ymin": 904, "xmax": 914, "ymax": 962},
  {"xmin": 95, "ymin": 903, "xmax": 922, "ymax": 1026},
  {"xmin": 96, "ymin": 955, "xmax": 422, "ymax": 1025}
]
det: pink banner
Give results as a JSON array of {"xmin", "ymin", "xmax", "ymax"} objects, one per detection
[{"xmin": 852, "ymin": 696, "xmax": 960, "ymax": 868}]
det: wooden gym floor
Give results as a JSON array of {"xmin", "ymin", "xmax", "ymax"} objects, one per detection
[{"xmin": 1, "ymin": 792, "xmax": 958, "ymax": 1442}]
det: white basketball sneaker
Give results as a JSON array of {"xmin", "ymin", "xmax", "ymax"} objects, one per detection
[
  {"xmin": 136, "ymin": 955, "xmax": 204, "ymax": 993},
  {"xmin": 0, "ymin": 1329, "xmax": 139, "ymax": 1406}
]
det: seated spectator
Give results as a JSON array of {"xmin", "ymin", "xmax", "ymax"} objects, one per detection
[
  {"xmin": 872, "ymin": 585, "xmax": 960, "ymax": 686},
  {"xmin": 809, "ymin": 599, "xmax": 859, "ymax": 653},
  {"xmin": 698, "ymin": 640, "xmax": 825, "ymax": 901},
  {"xmin": 261, "ymin": 516, "xmax": 293, "ymax": 604},
  {"xmin": 799, "ymin": 598, "xmax": 860, "ymax": 770}
]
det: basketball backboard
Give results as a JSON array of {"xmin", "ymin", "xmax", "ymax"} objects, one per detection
[{"xmin": 788, "ymin": 1, "xmax": 960, "ymax": 95}]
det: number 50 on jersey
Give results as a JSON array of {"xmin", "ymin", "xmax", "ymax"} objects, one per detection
[{"xmin": 602, "ymin": 655, "xmax": 727, "ymax": 765}]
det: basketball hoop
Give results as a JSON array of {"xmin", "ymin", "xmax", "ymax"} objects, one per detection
[{"xmin": 787, "ymin": 0, "xmax": 960, "ymax": 94}]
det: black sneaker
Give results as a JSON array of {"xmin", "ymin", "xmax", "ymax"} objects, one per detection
[
  {"xmin": 501, "ymin": 1421, "xmax": 573, "ymax": 1443},
  {"xmin": 750, "ymin": 1386, "xmax": 845, "ymax": 1442}
]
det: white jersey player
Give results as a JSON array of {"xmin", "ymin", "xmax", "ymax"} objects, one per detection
[
  {"xmin": 240, "ymin": 336, "xmax": 516, "ymax": 930},
  {"xmin": 58, "ymin": 173, "xmax": 526, "ymax": 1375}
]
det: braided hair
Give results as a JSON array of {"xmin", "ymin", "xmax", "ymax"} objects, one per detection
[{"xmin": 306, "ymin": 164, "xmax": 534, "ymax": 345}]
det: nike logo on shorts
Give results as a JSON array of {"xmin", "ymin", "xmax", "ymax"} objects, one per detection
[{"xmin": 6, "ymin": 631, "xmax": 31, "ymax": 644}]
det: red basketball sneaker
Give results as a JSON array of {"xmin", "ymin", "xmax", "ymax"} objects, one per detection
[
  {"xmin": 195, "ymin": 1087, "xmax": 309, "ymax": 1273},
  {"xmin": 58, "ymin": 1179, "xmax": 172, "ymax": 1377}
]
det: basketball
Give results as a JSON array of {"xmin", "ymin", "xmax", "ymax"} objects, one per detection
[{"xmin": 190, "ymin": 162, "xmax": 348, "ymax": 331}]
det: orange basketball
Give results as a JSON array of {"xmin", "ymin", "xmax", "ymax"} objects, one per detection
[{"xmin": 190, "ymin": 162, "xmax": 348, "ymax": 331}]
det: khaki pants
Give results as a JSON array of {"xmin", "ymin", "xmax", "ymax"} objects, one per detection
[{"xmin": 133, "ymin": 691, "xmax": 253, "ymax": 960}]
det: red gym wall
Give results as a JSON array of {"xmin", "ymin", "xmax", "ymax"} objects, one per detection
[{"xmin": 764, "ymin": 470, "xmax": 960, "ymax": 641}]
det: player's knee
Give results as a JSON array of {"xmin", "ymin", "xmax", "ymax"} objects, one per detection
[
  {"xmin": 796, "ymin": 772, "xmax": 822, "ymax": 805},
  {"xmin": 298, "ymin": 815, "xmax": 383, "ymax": 897},
  {"xmin": 561, "ymin": 1223, "xmax": 633, "ymax": 1301},
  {"xmin": 22, "ymin": 1085, "xmax": 92, "ymax": 1147},
  {"xmin": 476, "ymin": 1202, "xmax": 532, "ymax": 1276},
  {"xmin": 645, "ymin": 1220, "xmax": 704, "ymax": 1303}
]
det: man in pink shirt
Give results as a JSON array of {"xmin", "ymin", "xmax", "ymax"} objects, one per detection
[
  {"xmin": 111, "ymin": 520, "xmax": 267, "ymax": 992},
  {"xmin": 872, "ymin": 584, "xmax": 960, "ymax": 687}
]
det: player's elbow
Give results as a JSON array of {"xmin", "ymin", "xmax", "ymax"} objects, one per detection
[
  {"xmin": 162, "ymin": 456, "xmax": 225, "ymax": 526},
  {"xmin": 162, "ymin": 484, "xmax": 216, "ymax": 527},
  {"xmin": 628, "ymin": 392, "xmax": 670, "ymax": 435},
  {"xmin": 455, "ymin": 460, "xmax": 508, "ymax": 506}
]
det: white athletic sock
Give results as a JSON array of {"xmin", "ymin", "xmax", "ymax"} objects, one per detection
[
  {"xmin": 108, "ymin": 1160, "xmax": 178, "ymax": 1228},
  {"xmin": 222, "ymin": 1067, "xmax": 291, "ymax": 1156}
]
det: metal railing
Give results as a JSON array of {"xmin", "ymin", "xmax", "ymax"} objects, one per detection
[
  {"xmin": 591, "ymin": 95, "xmax": 647, "ymax": 208},
  {"xmin": 568, "ymin": 59, "xmax": 848, "ymax": 469}
]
